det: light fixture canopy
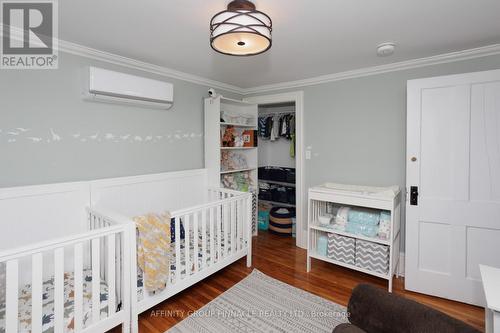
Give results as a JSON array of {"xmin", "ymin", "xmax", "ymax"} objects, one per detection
[{"xmin": 210, "ymin": 0, "xmax": 272, "ymax": 56}]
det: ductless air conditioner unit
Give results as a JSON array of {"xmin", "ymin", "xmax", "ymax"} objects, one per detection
[{"xmin": 84, "ymin": 66, "xmax": 174, "ymax": 109}]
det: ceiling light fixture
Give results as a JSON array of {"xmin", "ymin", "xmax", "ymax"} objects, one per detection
[{"xmin": 210, "ymin": 0, "xmax": 272, "ymax": 56}]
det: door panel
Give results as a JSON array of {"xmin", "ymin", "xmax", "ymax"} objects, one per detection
[
  {"xmin": 470, "ymin": 83, "xmax": 500, "ymax": 202},
  {"xmin": 406, "ymin": 70, "xmax": 500, "ymax": 306},
  {"xmin": 418, "ymin": 221, "xmax": 451, "ymax": 275},
  {"xmin": 420, "ymin": 86, "xmax": 470, "ymax": 201},
  {"xmin": 466, "ymin": 227, "xmax": 500, "ymax": 280}
]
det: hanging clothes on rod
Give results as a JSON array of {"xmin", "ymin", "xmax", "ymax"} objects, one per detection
[{"xmin": 258, "ymin": 113, "xmax": 296, "ymax": 157}]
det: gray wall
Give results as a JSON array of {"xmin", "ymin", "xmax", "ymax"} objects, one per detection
[
  {"xmin": 249, "ymin": 54, "xmax": 500, "ymax": 251},
  {"xmin": 0, "ymin": 52, "xmax": 241, "ymax": 187}
]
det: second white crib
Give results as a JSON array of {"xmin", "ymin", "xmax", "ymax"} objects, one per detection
[{"xmin": 89, "ymin": 187, "xmax": 253, "ymax": 333}]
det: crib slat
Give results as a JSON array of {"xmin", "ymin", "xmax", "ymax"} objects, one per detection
[
  {"xmin": 246, "ymin": 195, "xmax": 253, "ymax": 267},
  {"xmin": 242, "ymin": 197, "xmax": 248, "ymax": 248},
  {"xmin": 5, "ymin": 260, "xmax": 18, "ymax": 333},
  {"xmin": 91, "ymin": 238, "xmax": 101, "ymax": 324},
  {"xmin": 107, "ymin": 234, "xmax": 116, "ymax": 315},
  {"xmin": 236, "ymin": 199, "xmax": 241, "ymax": 251},
  {"xmin": 31, "ymin": 253, "xmax": 43, "ymax": 333},
  {"xmin": 114, "ymin": 234, "xmax": 121, "ymax": 312},
  {"xmin": 224, "ymin": 202, "xmax": 230, "ymax": 257},
  {"xmin": 74, "ymin": 243, "xmax": 83, "ymax": 332},
  {"xmin": 231, "ymin": 200, "xmax": 236, "ymax": 254},
  {"xmin": 54, "ymin": 248, "xmax": 64, "ymax": 333},
  {"xmin": 193, "ymin": 213, "xmax": 199, "ymax": 273},
  {"xmin": 184, "ymin": 214, "xmax": 190, "ymax": 278},
  {"xmin": 217, "ymin": 204, "xmax": 222, "ymax": 261},
  {"xmin": 201, "ymin": 209, "xmax": 207, "ymax": 269},
  {"xmin": 209, "ymin": 207, "xmax": 215, "ymax": 266},
  {"xmin": 175, "ymin": 216, "xmax": 181, "ymax": 284}
]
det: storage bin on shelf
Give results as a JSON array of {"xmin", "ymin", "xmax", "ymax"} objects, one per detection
[
  {"xmin": 259, "ymin": 166, "xmax": 295, "ymax": 183},
  {"xmin": 355, "ymin": 239, "xmax": 390, "ymax": 274},
  {"xmin": 258, "ymin": 185, "xmax": 273, "ymax": 201},
  {"xmin": 287, "ymin": 187, "xmax": 296, "ymax": 205},
  {"xmin": 258, "ymin": 166, "xmax": 272, "ymax": 180},
  {"xmin": 284, "ymin": 167, "xmax": 295, "ymax": 183},
  {"xmin": 327, "ymin": 233, "xmax": 356, "ymax": 265},
  {"xmin": 271, "ymin": 186, "xmax": 288, "ymax": 203}
]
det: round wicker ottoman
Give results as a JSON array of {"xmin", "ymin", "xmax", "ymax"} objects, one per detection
[{"xmin": 269, "ymin": 207, "xmax": 295, "ymax": 235}]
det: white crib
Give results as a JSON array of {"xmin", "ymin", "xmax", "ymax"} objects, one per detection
[
  {"xmin": 0, "ymin": 169, "xmax": 252, "ymax": 333},
  {"xmin": 87, "ymin": 169, "xmax": 253, "ymax": 333},
  {"xmin": 0, "ymin": 183, "xmax": 132, "ymax": 333}
]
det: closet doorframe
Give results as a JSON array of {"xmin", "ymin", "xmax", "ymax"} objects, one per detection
[{"xmin": 244, "ymin": 91, "xmax": 306, "ymax": 249}]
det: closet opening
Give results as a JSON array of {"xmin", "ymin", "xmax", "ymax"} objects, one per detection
[{"xmin": 257, "ymin": 102, "xmax": 297, "ymax": 239}]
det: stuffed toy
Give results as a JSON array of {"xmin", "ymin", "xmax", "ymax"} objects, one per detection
[{"xmin": 222, "ymin": 126, "xmax": 235, "ymax": 147}]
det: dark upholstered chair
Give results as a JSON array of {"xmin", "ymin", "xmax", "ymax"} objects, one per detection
[{"xmin": 333, "ymin": 284, "xmax": 481, "ymax": 333}]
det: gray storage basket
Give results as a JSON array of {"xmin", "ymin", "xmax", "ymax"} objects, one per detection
[
  {"xmin": 355, "ymin": 239, "xmax": 389, "ymax": 274},
  {"xmin": 327, "ymin": 233, "xmax": 356, "ymax": 265}
]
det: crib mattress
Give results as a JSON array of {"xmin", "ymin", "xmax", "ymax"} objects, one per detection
[
  {"xmin": 137, "ymin": 234, "xmax": 242, "ymax": 300},
  {"xmin": 0, "ymin": 269, "xmax": 109, "ymax": 333}
]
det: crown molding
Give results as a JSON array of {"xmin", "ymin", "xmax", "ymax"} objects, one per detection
[
  {"xmin": 58, "ymin": 40, "xmax": 246, "ymax": 95},
  {"xmin": 0, "ymin": 25, "xmax": 245, "ymax": 94},
  {"xmin": 242, "ymin": 44, "xmax": 500, "ymax": 95},
  {"xmin": 3, "ymin": 24, "xmax": 500, "ymax": 96}
]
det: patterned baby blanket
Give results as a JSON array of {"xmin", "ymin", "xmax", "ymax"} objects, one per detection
[{"xmin": 134, "ymin": 213, "xmax": 171, "ymax": 293}]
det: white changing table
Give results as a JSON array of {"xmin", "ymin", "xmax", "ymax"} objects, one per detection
[
  {"xmin": 480, "ymin": 265, "xmax": 500, "ymax": 333},
  {"xmin": 307, "ymin": 183, "xmax": 401, "ymax": 291}
]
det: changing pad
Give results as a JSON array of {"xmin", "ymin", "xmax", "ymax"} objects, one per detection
[{"xmin": 315, "ymin": 183, "xmax": 400, "ymax": 199}]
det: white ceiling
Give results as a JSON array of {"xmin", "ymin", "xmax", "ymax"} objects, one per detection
[{"xmin": 60, "ymin": 0, "xmax": 500, "ymax": 89}]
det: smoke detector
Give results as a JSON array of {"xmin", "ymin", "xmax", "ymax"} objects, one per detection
[{"xmin": 376, "ymin": 42, "xmax": 396, "ymax": 57}]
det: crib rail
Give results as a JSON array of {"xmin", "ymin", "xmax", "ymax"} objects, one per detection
[
  {"xmin": 87, "ymin": 187, "xmax": 252, "ymax": 329},
  {"xmin": 0, "ymin": 219, "xmax": 132, "ymax": 333},
  {"xmin": 170, "ymin": 190, "xmax": 252, "ymax": 284}
]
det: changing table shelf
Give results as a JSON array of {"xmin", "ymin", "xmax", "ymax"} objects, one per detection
[
  {"xmin": 307, "ymin": 184, "xmax": 401, "ymax": 292},
  {"xmin": 309, "ymin": 224, "xmax": 391, "ymax": 246},
  {"xmin": 309, "ymin": 252, "xmax": 390, "ymax": 280}
]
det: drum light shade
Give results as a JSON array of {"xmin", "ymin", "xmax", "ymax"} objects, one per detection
[{"xmin": 210, "ymin": 0, "xmax": 272, "ymax": 56}]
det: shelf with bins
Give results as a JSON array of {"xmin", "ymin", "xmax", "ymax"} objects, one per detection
[
  {"xmin": 258, "ymin": 179, "xmax": 295, "ymax": 187},
  {"xmin": 307, "ymin": 184, "xmax": 401, "ymax": 292},
  {"xmin": 259, "ymin": 200, "xmax": 295, "ymax": 208},
  {"xmin": 308, "ymin": 251, "xmax": 390, "ymax": 279},
  {"xmin": 309, "ymin": 224, "xmax": 390, "ymax": 246}
]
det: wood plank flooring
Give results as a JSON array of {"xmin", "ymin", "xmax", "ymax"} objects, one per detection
[{"xmin": 111, "ymin": 231, "xmax": 485, "ymax": 332}]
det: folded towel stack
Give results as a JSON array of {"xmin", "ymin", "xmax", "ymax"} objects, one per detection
[
  {"xmin": 378, "ymin": 211, "xmax": 391, "ymax": 239},
  {"xmin": 345, "ymin": 208, "xmax": 380, "ymax": 238},
  {"xmin": 348, "ymin": 208, "xmax": 380, "ymax": 226}
]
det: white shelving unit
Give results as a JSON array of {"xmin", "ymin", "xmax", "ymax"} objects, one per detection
[
  {"xmin": 258, "ymin": 179, "xmax": 296, "ymax": 207},
  {"xmin": 307, "ymin": 184, "xmax": 401, "ymax": 291},
  {"xmin": 204, "ymin": 96, "xmax": 259, "ymax": 234}
]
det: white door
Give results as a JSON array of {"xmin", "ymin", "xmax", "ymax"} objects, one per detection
[{"xmin": 406, "ymin": 69, "xmax": 500, "ymax": 306}]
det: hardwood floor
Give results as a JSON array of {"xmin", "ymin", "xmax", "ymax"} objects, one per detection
[{"xmin": 112, "ymin": 231, "xmax": 485, "ymax": 332}]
